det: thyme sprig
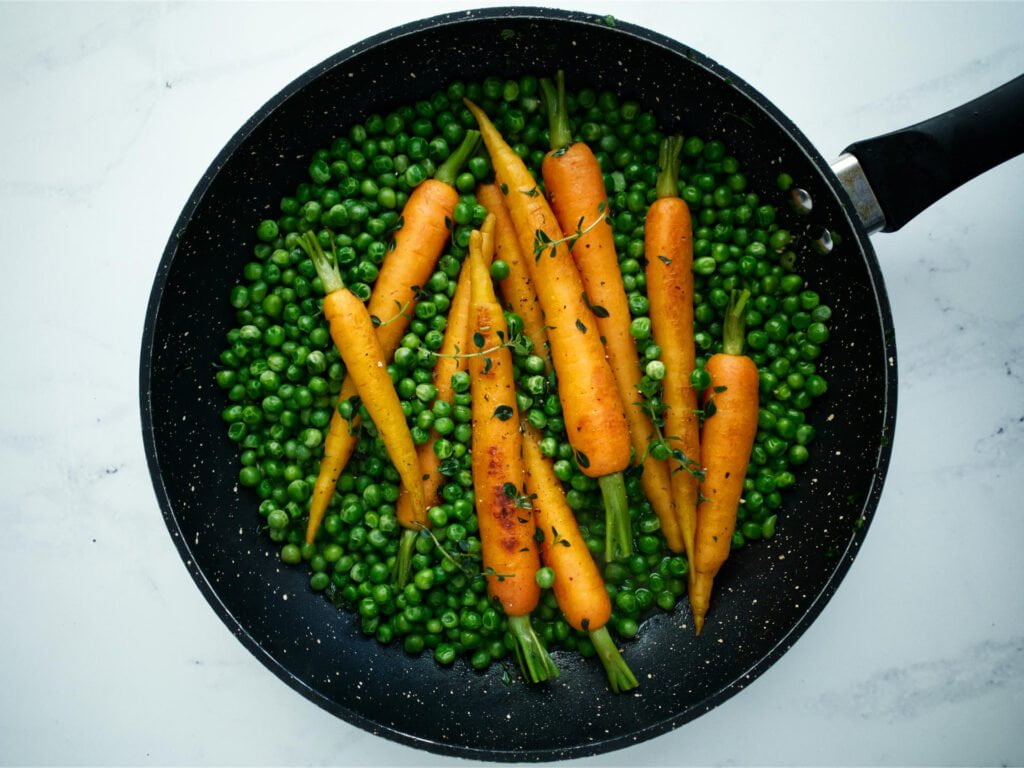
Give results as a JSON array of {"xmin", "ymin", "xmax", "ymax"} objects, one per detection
[{"xmin": 532, "ymin": 204, "xmax": 608, "ymax": 262}]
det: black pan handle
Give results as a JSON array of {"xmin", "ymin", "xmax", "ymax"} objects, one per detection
[{"xmin": 840, "ymin": 73, "xmax": 1024, "ymax": 233}]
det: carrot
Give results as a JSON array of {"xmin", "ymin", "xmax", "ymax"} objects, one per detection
[
  {"xmin": 539, "ymin": 72, "xmax": 682, "ymax": 556},
  {"xmin": 297, "ymin": 231, "xmax": 425, "ymax": 524},
  {"xmin": 393, "ymin": 214, "xmax": 496, "ymax": 587},
  {"xmin": 645, "ymin": 135, "xmax": 702, "ymax": 574},
  {"xmin": 464, "ymin": 97, "xmax": 634, "ymax": 563},
  {"xmin": 468, "ymin": 228, "xmax": 557, "ymax": 684},
  {"xmin": 522, "ymin": 425, "xmax": 638, "ymax": 693},
  {"xmin": 690, "ymin": 290, "xmax": 759, "ymax": 635},
  {"xmin": 303, "ymin": 130, "xmax": 480, "ymax": 544},
  {"xmin": 475, "ymin": 183, "xmax": 550, "ymax": 366}
]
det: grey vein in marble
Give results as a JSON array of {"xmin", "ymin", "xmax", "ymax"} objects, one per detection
[{"xmin": 817, "ymin": 636, "xmax": 1024, "ymax": 722}]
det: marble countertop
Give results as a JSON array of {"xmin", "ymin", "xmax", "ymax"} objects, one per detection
[{"xmin": 2, "ymin": 2, "xmax": 1022, "ymax": 765}]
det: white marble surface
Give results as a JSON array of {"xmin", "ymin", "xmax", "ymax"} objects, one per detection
[{"xmin": 2, "ymin": 1, "xmax": 1023, "ymax": 765}]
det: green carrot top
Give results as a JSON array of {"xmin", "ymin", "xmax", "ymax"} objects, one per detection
[
  {"xmin": 433, "ymin": 129, "xmax": 482, "ymax": 187},
  {"xmin": 722, "ymin": 289, "xmax": 752, "ymax": 356},
  {"xmin": 298, "ymin": 231, "xmax": 345, "ymax": 294},
  {"xmin": 655, "ymin": 135, "xmax": 684, "ymax": 200},
  {"xmin": 539, "ymin": 70, "xmax": 572, "ymax": 152}
]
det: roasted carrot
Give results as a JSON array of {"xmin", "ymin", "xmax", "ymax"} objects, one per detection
[
  {"xmin": 522, "ymin": 425, "xmax": 638, "ymax": 693},
  {"xmin": 475, "ymin": 183, "xmax": 550, "ymax": 366},
  {"xmin": 304, "ymin": 130, "xmax": 480, "ymax": 544},
  {"xmin": 297, "ymin": 231, "xmax": 425, "ymax": 525},
  {"xmin": 468, "ymin": 229, "xmax": 557, "ymax": 683},
  {"xmin": 464, "ymin": 97, "xmax": 634, "ymax": 563},
  {"xmin": 540, "ymin": 71, "xmax": 682, "ymax": 556},
  {"xmin": 645, "ymin": 135, "xmax": 702, "ymax": 574},
  {"xmin": 691, "ymin": 290, "xmax": 759, "ymax": 635},
  {"xmin": 393, "ymin": 214, "xmax": 496, "ymax": 587}
]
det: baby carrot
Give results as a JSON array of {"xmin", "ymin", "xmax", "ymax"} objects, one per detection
[
  {"xmin": 304, "ymin": 130, "xmax": 480, "ymax": 544},
  {"xmin": 522, "ymin": 425, "xmax": 638, "ymax": 693},
  {"xmin": 691, "ymin": 291, "xmax": 759, "ymax": 635},
  {"xmin": 468, "ymin": 228, "xmax": 557, "ymax": 683},
  {"xmin": 393, "ymin": 215, "xmax": 496, "ymax": 587},
  {"xmin": 645, "ymin": 135, "xmax": 702, "ymax": 566},
  {"xmin": 475, "ymin": 183, "xmax": 550, "ymax": 366},
  {"xmin": 540, "ymin": 71, "xmax": 681, "ymax": 555},
  {"xmin": 464, "ymin": 97, "xmax": 634, "ymax": 563},
  {"xmin": 297, "ymin": 231, "xmax": 425, "ymax": 524}
]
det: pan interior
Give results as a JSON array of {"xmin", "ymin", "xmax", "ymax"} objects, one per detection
[{"xmin": 141, "ymin": 8, "xmax": 895, "ymax": 761}]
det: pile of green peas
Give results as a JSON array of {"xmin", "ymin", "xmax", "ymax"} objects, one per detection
[{"xmin": 214, "ymin": 73, "xmax": 831, "ymax": 674}]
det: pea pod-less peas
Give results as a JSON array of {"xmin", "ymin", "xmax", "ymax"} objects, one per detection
[{"xmin": 215, "ymin": 74, "xmax": 832, "ymax": 677}]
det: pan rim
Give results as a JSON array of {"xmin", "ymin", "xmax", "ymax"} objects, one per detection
[{"xmin": 139, "ymin": 5, "xmax": 898, "ymax": 761}]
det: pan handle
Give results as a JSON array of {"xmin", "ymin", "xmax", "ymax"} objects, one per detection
[{"xmin": 837, "ymin": 73, "xmax": 1024, "ymax": 234}]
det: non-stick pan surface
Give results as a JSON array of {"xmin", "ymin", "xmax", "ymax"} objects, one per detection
[{"xmin": 141, "ymin": 7, "xmax": 896, "ymax": 761}]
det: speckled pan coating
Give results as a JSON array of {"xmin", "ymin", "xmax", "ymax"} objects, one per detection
[{"xmin": 140, "ymin": 6, "xmax": 897, "ymax": 761}]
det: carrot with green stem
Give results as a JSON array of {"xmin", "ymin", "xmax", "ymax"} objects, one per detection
[
  {"xmin": 645, "ymin": 135, "xmax": 702, "ymax": 576},
  {"xmin": 304, "ymin": 129, "xmax": 480, "ymax": 545},
  {"xmin": 691, "ymin": 290, "xmax": 759, "ymax": 635},
  {"xmin": 539, "ymin": 71, "xmax": 682, "ymax": 555},
  {"xmin": 476, "ymin": 183, "xmax": 550, "ymax": 366},
  {"xmin": 297, "ymin": 231, "xmax": 426, "ymax": 525},
  {"xmin": 393, "ymin": 214, "xmax": 496, "ymax": 588},
  {"xmin": 522, "ymin": 425, "xmax": 638, "ymax": 693},
  {"xmin": 468, "ymin": 228, "xmax": 557, "ymax": 684},
  {"xmin": 464, "ymin": 97, "xmax": 634, "ymax": 564}
]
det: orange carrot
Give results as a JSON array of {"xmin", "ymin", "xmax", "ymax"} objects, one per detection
[
  {"xmin": 539, "ymin": 72, "xmax": 682, "ymax": 556},
  {"xmin": 645, "ymin": 135, "xmax": 702, "ymax": 571},
  {"xmin": 468, "ymin": 229, "xmax": 557, "ymax": 683},
  {"xmin": 475, "ymin": 183, "xmax": 550, "ymax": 365},
  {"xmin": 393, "ymin": 214, "xmax": 496, "ymax": 586},
  {"xmin": 304, "ymin": 130, "xmax": 480, "ymax": 544},
  {"xmin": 691, "ymin": 291, "xmax": 759, "ymax": 635},
  {"xmin": 297, "ymin": 231, "xmax": 425, "ymax": 522},
  {"xmin": 522, "ymin": 425, "xmax": 638, "ymax": 692},
  {"xmin": 464, "ymin": 97, "xmax": 634, "ymax": 563}
]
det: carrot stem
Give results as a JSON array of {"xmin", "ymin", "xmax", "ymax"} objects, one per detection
[
  {"xmin": 394, "ymin": 528, "xmax": 418, "ymax": 589},
  {"xmin": 655, "ymin": 135, "xmax": 684, "ymax": 200},
  {"xmin": 302, "ymin": 231, "xmax": 345, "ymax": 293},
  {"xmin": 434, "ymin": 129, "xmax": 481, "ymax": 186},
  {"xmin": 539, "ymin": 70, "xmax": 572, "ymax": 151},
  {"xmin": 507, "ymin": 613, "xmax": 559, "ymax": 684},
  {"xmin": 722, "ymin": 289, "xmax": 752, "ymax": 356},
  {"xmin": 589, "ymin": 625, "xmax": 638, "ymax": 693},
  {"xmin": 599, "ymin": 472, "xmax": 632, "ymax": 562}
]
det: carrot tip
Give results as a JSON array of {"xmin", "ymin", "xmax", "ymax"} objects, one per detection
[{"xmin": 693, "ymin": 613, "xmax": 705, "ymax": 636}]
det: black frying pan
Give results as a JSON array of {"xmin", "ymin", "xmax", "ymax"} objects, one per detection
[{"xmin": 140, "ymin": 7, "xmax": 1024, "ymax": 761}]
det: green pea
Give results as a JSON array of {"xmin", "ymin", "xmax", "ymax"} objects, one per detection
[
  {"xmin": 256, "ymin": 219, "xmax": 279, "ymax": 242},
  {"xmin": 769, "ymin": 229, "xmax": 791, "ymax": 252},
  {"xmin": 551, "ymin": 459, "xmax": 573, "ymax": 482},
  {"xmin": 693, "ymin": 256, "xmax": 717, "ymax": 275},
  {"xmin": 280, "ymin": 543, "xmax": 302, "ymax": 565},
  {"xmin": 450, "ymin": 370, "xmax": 470, "ymax": 393},
  {"xmin": 629, "ymin": 317, "xmax": 652, "ymax": 340},
  {"xmin": 806, "ymin": 322, "xmax": 830, "ymax": 344},
  {"xmin": 811, "ymin": 304, "xmax": 833, "ymax": 323},
  {"xmin": 535, "ymin": 567, "xmax": 555, "ymax": 589},
  {"xmin": 788, "ymin": 444, "xmax": 810, "ymax": 465},
  {"xmin": 434, "ymin": 643, "xmax": 457, "ymax": 665},
  {"xmin": 490, "ymin": 259, "xmax": 510, "ymax": 280},
  {"xmin": 690, "ymin": 367, "xmax": 711, "ymax": 390},
  {"xmin": 615, "ymin": 617, "xmax": 639, "ymax": 639},
  {"xmin": 742, "ymin": 521, "xmax": 762, "ymax": 541}
]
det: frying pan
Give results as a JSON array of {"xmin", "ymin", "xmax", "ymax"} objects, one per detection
[{"xmin": 140, "ymin": 7, "xmax": 1024, "ymax": 761}]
